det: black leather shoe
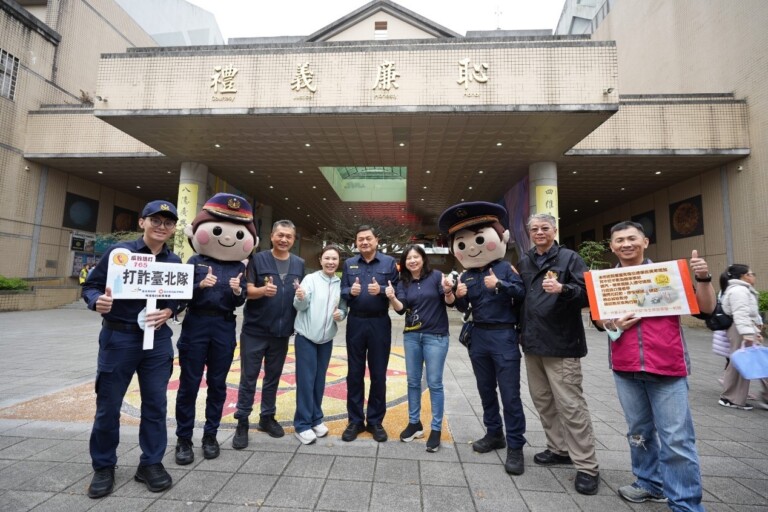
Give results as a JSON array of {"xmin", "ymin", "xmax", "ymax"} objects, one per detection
[
  {"xmin": 367, "ymin": 423, "xmax": 388, "ymax": 442},
  {"xmin": 87, "ymin": 467, "xmax": 115, "ymax": 499},
  {"xmin": 202, "ymin": 434, "xmax": 220, "ymax": 460},
  {"xmin": 575, "ymin": 471, "xmax": 599, "ymax": 495},
  {"xmin": 232, "ymin": 419, "xmax": 249, "ymax": 450},
  {"xmin": 257, "ymin": 415, "xmax": 285, "ymax": 438},
  {"xmin": 175, "ymin": 437, "xmax": 194, "ymax": 466},
  {"xmin": 533, "ymin": 449, "xmax": 573, "ymax": 466},
  {"xmin": 472, "ymin": 431, "xmax": 506, "ymax": 453},
  {"xmin": 505, "ymin": 447, "xmax": 525, "ymax": 475},
  {"xmin": 134, "ymin": 463, "xmax": 172, "ymax": 492},
  {"xmin": 341, "ymin": 422, "xmax": 365, "ymax": 442}
]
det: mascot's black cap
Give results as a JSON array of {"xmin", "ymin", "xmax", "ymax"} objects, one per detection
[
  {"xmin": 191, "ymin": 193, "xmax": 257, "ymax": 241},
  {"xmin": 438, "ymin": 201, "xmax": 507, "ymax": 235}
]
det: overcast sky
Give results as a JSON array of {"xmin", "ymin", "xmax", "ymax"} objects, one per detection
[{"xmin": 186, "ymin": 0, "xmax": 566, "ymax": 41}]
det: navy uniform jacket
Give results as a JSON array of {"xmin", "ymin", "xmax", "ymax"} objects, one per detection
[
  {"xmin": 241, "ymin": 250, "xmax": 305, "ymax": 338},
  {"xmin": 186, "ymin": 254, "xmax": 247, "ymax": 313},
  {"xmin": 340, "ymin": 251, "xmax": 399, "ymax": 314},
  {"xmin": 453, "ymin": 260, "xmax": 525, "ymax": 325},
  {"xmin": 82, "ymin": 237, "xmax": 181, "ymax": 330}
]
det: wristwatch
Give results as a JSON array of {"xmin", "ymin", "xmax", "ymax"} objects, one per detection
[
  {"xmin": 695, "ymin": 273, "xmax": 712, "ymax": 283},
  {"xmin": 495, "ymin": 281, "xmax": 503, "ymax": 294}
]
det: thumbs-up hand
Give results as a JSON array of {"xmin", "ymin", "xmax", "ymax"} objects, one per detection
[
  {"xmin": 484, "ymin": 267, "xmax": 499, "ymax": 289},
  {"xmin": 351, "ymin": 276, "xmax": 362, "ymax": 296},
  {"xmin": 368, "ymin": 276, "xmax": 381, "ymax": 296},
  {"xmin": 455, "ymin": 274, "xmax": 468, "ymax": 298},
  {"xmin": 200, "ymin": 266, "xmax": 217, "ymax": 288},
  {"xmin": 295, "ymin": 281, "xmax": 306, "ymax": 301},
  {"xmin": 385, "ymin": 280, "xmax": 396, "ymax": 299},
  {"xmin": 263, "ymin": 276, "xmax": 278, "ymax": 297},
  {"xmin": 96, "ymin": 286, "xmax": 113, "ymax": 313},
  {"xmin": 229, "ymin": 272, "xmax": 243, "ymax": 294},
  {"xmin": 690, "ymin": 249, "xmax": 709, "ymax": 279},
  {"xmin": 442, "ymin": 274, "xmax": 455, "ymax": 294}
]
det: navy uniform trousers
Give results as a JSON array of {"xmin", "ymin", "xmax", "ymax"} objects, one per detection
[
  {"xmin": 345, "ymin": 314, "xmax": 392, "ymax": 426},
  {"xmin": 175, "ymin": 313, "xmax": 237, "ymax": 439},
  {"xmin": 90, "ymin": 326, "xmax": 174, "ymax": 470},
  {"xmin": 468, "ymin": 326, "xmax": 527, "ymax": 449}
]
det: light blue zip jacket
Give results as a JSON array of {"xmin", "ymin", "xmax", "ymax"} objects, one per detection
[{"xmin": 293, "ymin": 271, "xmax": 348, "ymax": 344}]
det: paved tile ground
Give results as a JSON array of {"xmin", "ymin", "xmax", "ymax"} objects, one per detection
[{"xmin": 0, "ymin": 305, "xmax": 766, "ymax": 511}]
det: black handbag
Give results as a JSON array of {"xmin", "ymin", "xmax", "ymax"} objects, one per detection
[
  {"xmin": 705, "ymin": 300, "xmax": 733, "ymax": 331},
  {"xmin": 458, "ymin": 306, "xmax": 473, "ymax": 349}
]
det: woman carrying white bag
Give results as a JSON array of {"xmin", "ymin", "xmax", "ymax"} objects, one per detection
[{"xmin": 718, "ymin": 264, "xmax": 768, "ymax": 410}]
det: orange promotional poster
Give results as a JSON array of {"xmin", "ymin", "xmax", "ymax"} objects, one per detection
[{"xmin": 585, "ymin": 260, "xmax": 699, "ymax": 321}]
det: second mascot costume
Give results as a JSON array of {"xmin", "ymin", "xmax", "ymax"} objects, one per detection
[
  {"xmin": 438, "ymin": 201, "xmax": 527, "ymax": 475},
  {"xmin": 174, "ymin": 193, "xmax": 257, "ymax": 465}
]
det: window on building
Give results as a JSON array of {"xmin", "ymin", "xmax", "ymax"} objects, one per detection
[
  {"xmin": 374, "ymin": 21, "xmax": 388, "ymax": 40},
  {"xmin": 0, "ymin": 49, "xmax": 20, "ymax": 101}
]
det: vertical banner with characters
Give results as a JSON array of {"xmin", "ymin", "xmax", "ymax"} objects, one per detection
[
  {"xmin": 535, "ymin": 185, "xmax": 559, "ymax": 231},
  {"xmin": 176, "ymin": 184, "xmax": 199, "ymax": 263}
]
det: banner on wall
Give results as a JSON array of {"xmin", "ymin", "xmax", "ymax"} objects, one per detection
[
  {"xmin": 175, "ymin": 183, "xmax": 199, "ymax": 263},
  {"xmin": 535, "ymin": 185, "xmax": 559, "ymax": 230}
]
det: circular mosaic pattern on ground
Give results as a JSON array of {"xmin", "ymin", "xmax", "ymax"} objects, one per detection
[{"xmin": 122, "ymin": 345, "xmax": 409, "ymax": 427}]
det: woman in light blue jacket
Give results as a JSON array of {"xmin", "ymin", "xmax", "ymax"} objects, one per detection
[{"xmin": 293, "ymin": 245, "xmax": 347, "ymax": 444}]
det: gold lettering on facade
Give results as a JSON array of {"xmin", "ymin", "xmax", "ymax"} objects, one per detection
[
  {"xmin": 457, "ymin": 58, "xmax": 489, "ymax": 90},
  {"xmin": 372, "ymin": 61, "xmax": 400, "ymax": 91},
  {"xmin": 210, "ymin": 63, "xmax": 238, "ymax": 94},
  {"xmin": 291, "ymin": 62, "xmax": 317, "ymax": 93}
]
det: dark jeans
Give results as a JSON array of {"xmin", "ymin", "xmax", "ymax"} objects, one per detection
[
  {"xmin": 345, "ymin": 315, "xmax": 392, "ymax": 426},
  {"xmin": 175, "ymin": 313, "xmax": 237, "ymax": 439},
  {"xmin": 234, "ymin": 332, "xmax": 289, "ymax": 420},
  {"xmin": 293, "ymin": 334, "xmax": 334, "ymax": 432},
  {"xmin": 90, "ymin": 327, "xmax": 174, "ymax": 470},
  {"xmin": 468, "ymin": 327, "xmax": 526, "ymax": 449}
]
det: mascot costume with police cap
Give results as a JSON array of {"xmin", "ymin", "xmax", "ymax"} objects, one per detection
[
  {"xmin": 438, "ymin": 201, "xmax": 527, "ymax": 476},
  {"xmin": 174, "ymin": 193, "xmax": 258, "ymax": 465}
]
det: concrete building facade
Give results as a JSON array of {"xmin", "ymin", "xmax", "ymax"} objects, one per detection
[{"xmin": 0, "ymin": 0, "xmax": 763, "ymax": 296}]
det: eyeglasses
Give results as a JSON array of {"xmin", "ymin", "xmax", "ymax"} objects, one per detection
[
  {"xmin": 147, "ymin": 217, "xmax": 177, "ymax": 229},
  {"xmin": 746, "ymin": 272, "xmax": 756, "ymax": 277},
  {"xmin": 529, "ymin": 227, "xmax": 553, "ymax": 233}
]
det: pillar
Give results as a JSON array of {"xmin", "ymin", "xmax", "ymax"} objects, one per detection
[{"xmin": 528, "ymin": 161, "xmax": 559, "ymax": 232}]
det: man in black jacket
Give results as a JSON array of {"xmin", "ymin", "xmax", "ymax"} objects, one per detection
[{"xmin": 517, "ymin": 213, "xmax": 600, "ymax": 495}]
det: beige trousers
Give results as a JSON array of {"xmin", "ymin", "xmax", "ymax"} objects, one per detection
[{"xmin": 525, "ymin": 354, "xmax": 599, "ymax": 475}]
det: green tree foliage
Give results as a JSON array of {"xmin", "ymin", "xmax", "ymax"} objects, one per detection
[{"xmin": 577, "ymin": 240, "xmax": 610, "ymax": 270}]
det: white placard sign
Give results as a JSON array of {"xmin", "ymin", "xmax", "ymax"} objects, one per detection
[{"xmin": 106, "ymin": 248, "xmax": 194, "ymax": 349}]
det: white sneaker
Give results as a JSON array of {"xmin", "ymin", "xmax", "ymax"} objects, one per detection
[
  {"xmin": 312, "ymin": 423, "xmax": 329, "ymax": 438},
  {"xmin": 755, "ymin": 401, "xmax": 768, "ymax": 411},
  {"xmin": 295, "ymin": 429, "xmax": 317, "ymax": 445}
]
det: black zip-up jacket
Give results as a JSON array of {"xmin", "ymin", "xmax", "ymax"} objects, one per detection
[{"xmin": 517, "ymin": 244, "xmax": 589, "ymax": 357}]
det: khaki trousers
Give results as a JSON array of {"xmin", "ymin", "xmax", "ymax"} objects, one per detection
[{"xmin": 525, "ymin": 354, "xmax": 599, "ymax": 475}]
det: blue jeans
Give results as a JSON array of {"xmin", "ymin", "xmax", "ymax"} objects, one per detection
[
  {"xmin": 293, "ymin": 334, "xmax": 334, "ymax": 432},
  {"xmin": 404, "ymin": 332, "xmax": 449, "ymax": 431},
  {"xmin": 613, "ymin": 373, "xmax": 704, "ymax": 512}
]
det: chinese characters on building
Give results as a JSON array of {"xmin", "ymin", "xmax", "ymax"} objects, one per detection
[
  {"xmin": 210, "ymin": 63, "xmax": 238, "ymax": 102},
  {"xmin": 205, "ymin": 57, "xmax": 494, "ymax": 100}
]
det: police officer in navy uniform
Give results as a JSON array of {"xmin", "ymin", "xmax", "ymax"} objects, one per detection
[
  {"xmin": 232, "ymin": 219, "xmax": 305, "ymax": 448},
  {"xmin": 438, "ymin": 202, "xmax": 528, "ymax": 475},
  {"xmin": 82, "ymin": 200, "xmax": 181, "ymax": 499},
  {"xmin": 174, "ymin": 194, "xmax": 256, "ymax": 465},
  {"xmin": 340, "ymin": 225, "xmax": 399, "ymax": 442}
]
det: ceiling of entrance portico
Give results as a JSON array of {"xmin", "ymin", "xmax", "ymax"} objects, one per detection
[{"xmin": 98, "ymin": 110, "xmax": 612, "ymax": 233}]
